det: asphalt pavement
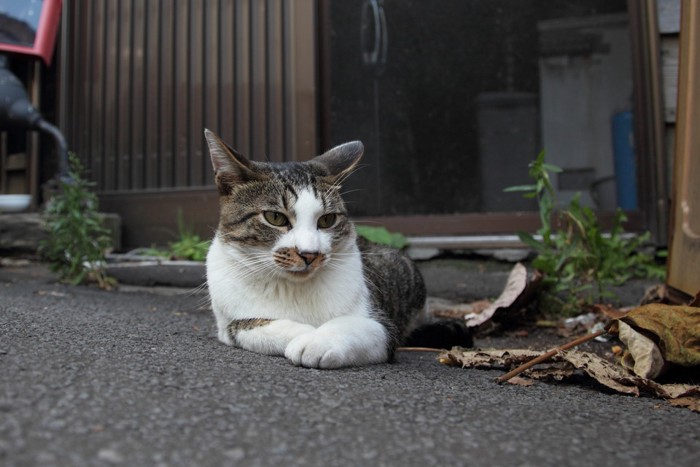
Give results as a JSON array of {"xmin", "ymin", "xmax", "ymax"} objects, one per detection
[{"xmin": 1, "ymin": 264, "xmax": 698, "ymax": 467}]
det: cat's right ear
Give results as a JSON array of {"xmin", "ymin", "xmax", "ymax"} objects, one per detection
[
  {"xmin": 204, "ymin": 129, "xmax": 261, "ymax": 194},
  {"xmin": 314, "ymin": 141, "xmax": 364, "ymax": 183}
]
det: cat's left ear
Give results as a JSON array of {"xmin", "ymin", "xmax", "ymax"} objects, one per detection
[{"xmin": 314, "ymin": 141, "xmax": 364, "ymax": 182}]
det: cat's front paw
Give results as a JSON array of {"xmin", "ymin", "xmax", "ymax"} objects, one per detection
[{"xmin": 284, "ymin": 316, "xmax": 389, "ymax": 369}]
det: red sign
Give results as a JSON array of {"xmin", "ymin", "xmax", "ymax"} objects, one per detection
[{"xmin": 0, "ymin": 0, "xmax": 63, "ymax": 65}]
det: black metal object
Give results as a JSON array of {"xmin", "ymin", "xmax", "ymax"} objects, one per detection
[{"xmin": 0, "ymin": 54, "xmax": 69, "ymax": 182}]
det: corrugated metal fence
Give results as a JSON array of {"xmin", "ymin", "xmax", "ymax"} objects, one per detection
[
  {"xmin": 62, "ymin": 0, "xmax": 318, "ymax": 192},
  {"xmin": 60, "ymin": 0, "xmax": 318, "ymax": 246}
]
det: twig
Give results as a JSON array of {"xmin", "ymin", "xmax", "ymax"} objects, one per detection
[
  {"xmin": 396, "ymin": 347, "xmax": 444, "ymax": 353},
  {"xmin": 496, "ymin": 329, "xmax": 607, "ymax": 384}
]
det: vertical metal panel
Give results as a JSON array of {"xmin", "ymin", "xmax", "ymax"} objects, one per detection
[
  {"xmin": 90, "ymin": 0, "xmax": 105, "ymax": 189},
  {"xmin": 158, "ymin": 1, "xmax": 174, "ymax": 189},
  {"xmin": 103, "ymin": 0, "xmax": 118, "ymax": 192},
  {"xmin": 234, "ymin": 0, "xmax": 252, "ymax": 156},
  {"xmin": 173, "ymin": 0, "xmax": 189, "ymax": 188},
  {"xmin": 267, "ymin": 0, "xmax": 285, "ymax": 162},
  {"xmin": 144, "ymin": 0, "xmax": 160, "ymax": 189},
  {"xmin": 130, "ymin": 0, "xmax": 146, "ymax": 190},
  {"xmin": 203, "ymin": 0, "xmax": 220, "ymax": 186},
  {"xmin": 218, "ymin": 0, "xmax": 236, "ymax": 159},
  {"xmin": 62, "ymin": 0, "xmax": 318, "ymax": 195},
  {"xmin": 287, "ymin": 0, "xmax": 317, "ymax": 161}
]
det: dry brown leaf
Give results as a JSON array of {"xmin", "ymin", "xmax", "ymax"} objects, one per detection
[
  {"xmin": 463, "ymin": 263, "xmax": 541, "ymax": 328},
  {"xmin": 622, "ymin": 304, "xmax": 700, "ymax": 367},
  {"xmin": 439, "ymin": 348, "xmax": 700, "ymax": 411},
  {"xmin": 555, "ymin": 350, "xmax": 642, "ymax": 396},
  {"xmin": 618, "ymin": 321, "xmax": 666, "ymax": 379},
  {"xmin": 668, "ymin": 397, "xmax": 700, "ymax": 412},
  {"xmin": 506, "ymin": 376, "xmax": 535, "ymax": 387},
  {"xmin": 439, "ymin": 348, "xmax": 542, "ymax": 370},
  {"xmin": 428, "ymin": 297, "xmax": 492, "ymax": 320}
]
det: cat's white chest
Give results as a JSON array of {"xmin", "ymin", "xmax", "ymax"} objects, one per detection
[{"xmin": 207, "ymin": 237, "xmax": 370, "ymax": 326}]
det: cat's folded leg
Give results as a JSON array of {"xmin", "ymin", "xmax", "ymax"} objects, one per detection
[
  {"xmin": 225, "ymin": 319, "xmax": 315, "ymax": 356},
  {"xmin": 284, "ymin": 316, "xmax": 389, "ymax": 369}
]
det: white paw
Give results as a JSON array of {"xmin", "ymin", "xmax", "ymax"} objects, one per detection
[
  {"xmin": 234, "ymin": 319, "xmax": 315, "ymax": 356},
  {"xmin": 284, "ymin": 317, "xmax": 388, "ymax": 369}
]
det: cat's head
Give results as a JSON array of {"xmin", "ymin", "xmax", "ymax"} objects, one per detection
[{"xmin": 204, "ymin": 129, "xmax": 363, "ymax": 281}]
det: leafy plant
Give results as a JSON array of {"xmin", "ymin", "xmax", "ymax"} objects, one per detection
[
  {"xmin": 132, "ymin": 213, "xmax": 210, "ymax": 261},
  {"xmin": 506, "ymin": 151, "xmax": 665, "ymax": 316},
  {"xmin": 41, "ymin": 154, "xmax": 114, "ymax": 288},
  {"xmin": 356, "ymin": 225, "xmax": 409, "ymax": 249},
  {"xmin": 166, "ymin": 212, "xmax": 211, "ymax": 261}
]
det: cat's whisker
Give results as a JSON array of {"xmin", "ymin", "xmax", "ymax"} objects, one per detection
[
  {"xmin": 339, "ymin": 188, "xmax": 364, "ymax": 197},
  {"xmin": 330, "ymin": 163, "xmax": 367, "ymax": 190}
]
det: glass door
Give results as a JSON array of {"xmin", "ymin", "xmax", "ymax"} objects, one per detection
[{"xmin": 320, "ymin": 0, "xmax": 644, "ymax": 236}]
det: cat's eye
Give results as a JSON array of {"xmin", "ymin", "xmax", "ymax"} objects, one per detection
[
  {"xmin": 263, "ymin": 211, "xmax": 289, "ymax": 227},
  {"xmin": 317, "ymin": 213, "xmax": 337, "ymax": 229}
]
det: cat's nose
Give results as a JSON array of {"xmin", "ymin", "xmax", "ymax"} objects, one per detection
[{"xmin": 298, "ymin": 251, "xmax": 319, "ymax": 266}]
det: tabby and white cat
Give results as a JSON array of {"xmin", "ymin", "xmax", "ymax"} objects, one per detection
[{"xmin": 204, "ymin": 129, "xmax": 426, "ymax": 369}]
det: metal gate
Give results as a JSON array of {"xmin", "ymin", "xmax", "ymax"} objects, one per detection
[{"xmin": 60, "ymin": 0, "xmax": 318, "ymax": 247}]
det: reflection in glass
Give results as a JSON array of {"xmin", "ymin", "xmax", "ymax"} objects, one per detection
[
  {"xmin": 0, "ymin": 0, "xmax": 44, "ymax": 47},
  {"xmin": 325, "ymin": 0, "xmax": 631, "ymax": 217}
]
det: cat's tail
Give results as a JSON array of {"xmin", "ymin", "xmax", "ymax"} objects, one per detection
[{"xmin": 402, "ymin": 317, "xmax": 474, "ymax": 349}]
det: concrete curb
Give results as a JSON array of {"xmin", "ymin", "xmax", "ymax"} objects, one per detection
[{"xmin": 106, "ymin": 256, "xmax": 206, "ymax": 289}]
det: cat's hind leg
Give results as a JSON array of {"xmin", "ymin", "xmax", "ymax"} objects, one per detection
[{"xmin": 284, "ymin": 316, "xmax": 389, "ymax": 369}]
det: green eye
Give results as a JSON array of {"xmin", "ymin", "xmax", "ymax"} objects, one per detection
[
  {"xmin": 263, "ymin": 211, "xmax": 289, "ymax": 227},
  {"xmin": 317, "ymin": 213, "xmax": 337, "ymax": 229}
]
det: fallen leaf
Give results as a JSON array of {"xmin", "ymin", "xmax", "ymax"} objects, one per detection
[
  {"xmin": 506, "ymin": 376, "xmax": 535, "ymax": 387},
  {"xmin": 440, "ymin": 348, "xmax": 541, "ymax": 370},
  {"xmin": 463, "ymin": 263, "xmax": 541, "ymax": 328},
  {"xmin": 668, "ymin": 397, "xmax": 700, "ymax": 412},
  {"xmin": 553, "ymin": 350, "xmax": 642, "ymax": 396},
  {"xmin": 621, "ymin": 304, "xmax": 700, "ymax": 367},
  {"xmin": 618, "ymin": 321, "xmax": 666, "ymax": 379},
  {"xmin": 439, "ymin": 348, "xmax": 700, "ymax": 412},
  {"xmin": 428, "ymin": 297, "xmax": 492, "ymax": 320}
]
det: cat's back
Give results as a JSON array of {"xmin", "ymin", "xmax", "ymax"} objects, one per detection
[{"xmin": 357, "ymin": 237, "xmax": 426, "ymax": 341}]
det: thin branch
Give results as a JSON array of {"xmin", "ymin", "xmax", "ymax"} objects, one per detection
[
  {"xmin": 396, "ymin": 347, "xmax": 444, "ymax": 353},
  {"xmin": 496, "ymin": 329, "xmax": 607, "ymax": 384}
]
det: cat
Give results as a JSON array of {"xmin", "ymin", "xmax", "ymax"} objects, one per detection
[{"xmin": 204, "ymin": 129, "xmax": 427, "ymax": 369}]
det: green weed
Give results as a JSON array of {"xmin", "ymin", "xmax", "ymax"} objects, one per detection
[
  {"xmin": 506, "ymin": 151, "xmax": 665, "ymax": 317},
  {"xmin": 142, "ymin": 212, "xmax": 211, "ymax": 261},
  {"xmin": 41, "ymin": 154, "xmax": 115, "ymax": 289},
  {"xmin": 168, "ymin": 212, "xmax": 211, "ymax": 261},
  {"xmin": 356, "ymin": 225, "xmax": 409, "ymax": 249}
]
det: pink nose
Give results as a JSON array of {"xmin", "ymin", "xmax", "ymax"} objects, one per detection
[{"xmin": 298, "ymin": 251, "xmax": 319, "ymax": 266}]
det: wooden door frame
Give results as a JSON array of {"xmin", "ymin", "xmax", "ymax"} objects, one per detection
[{"xmin": 666, "ymin": 0, "xmax": 700, "ymax": 299}]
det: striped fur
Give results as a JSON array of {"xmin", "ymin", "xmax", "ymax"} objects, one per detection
[{"xmin": 204, "ymin": 129, "xmax": 426, "ymax": 368}]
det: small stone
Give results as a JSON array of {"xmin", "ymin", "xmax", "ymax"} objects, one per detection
[
  {"xmin": 97, "ymin": 448, "xmax": 124, "ymax": 464},
  {"xmin": 224, "ymin": 447, "xmax": 246, "ymax": 461}
]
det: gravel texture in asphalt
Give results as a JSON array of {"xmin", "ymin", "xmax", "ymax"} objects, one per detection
[{"xmin": 1, "ymin": 264, "xmax": 698, "ymax": 466}]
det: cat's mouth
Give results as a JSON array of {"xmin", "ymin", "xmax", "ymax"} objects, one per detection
[
  {"xmin": 273, "ymin": 248, "xmax": 326, "ymax": 280},
  {"xmin": 287, "ymin": 268, "xmax": 317, "ymax": 278}
]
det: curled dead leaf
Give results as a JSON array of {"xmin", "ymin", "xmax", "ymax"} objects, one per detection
[
  {"xmin": 618, "ymin": 321, "xmax": 666, "ymax": 379},
  {"xmin": 621, "ymin": 304, "xmax": 700, "ymax": 368},
  {"xmin": 463, "ymin": 263, "xmax": 541, "ymax": 328}
]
